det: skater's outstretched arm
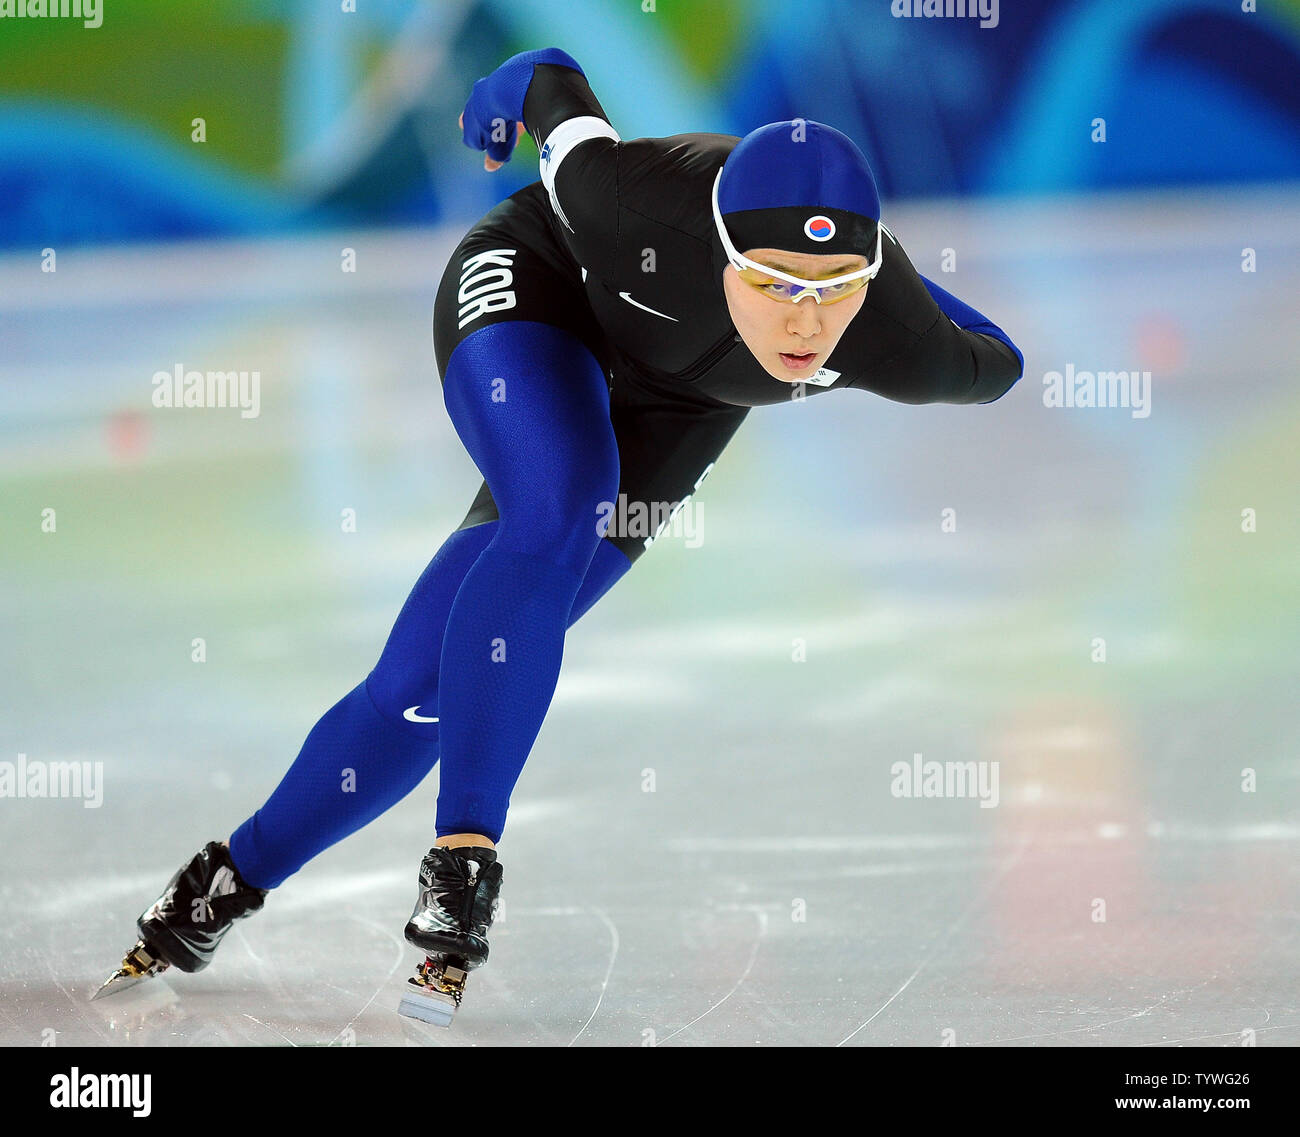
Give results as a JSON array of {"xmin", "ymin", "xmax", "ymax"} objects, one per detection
[{"xmin": 849, "ymin": 227, "xmax": 1025, "ymax": 407}]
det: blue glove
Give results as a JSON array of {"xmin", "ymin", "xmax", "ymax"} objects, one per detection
[{"xmin": 461, "ymin": 48, "xmax": 585, "ymax": 164}]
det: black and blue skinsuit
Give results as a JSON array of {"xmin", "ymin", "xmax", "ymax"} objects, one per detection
[{"xmin": 228, "ymin": 49, "xmax": 1024, "ymax": 887}]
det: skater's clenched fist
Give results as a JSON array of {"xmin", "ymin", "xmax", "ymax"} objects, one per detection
[
  {"xmin": 459, "ymin": 111, "xmax": 524, "ymax": 172},
  {"xmin": 457, "ymin": 48, "xmax": 585, "ymax": 172}
]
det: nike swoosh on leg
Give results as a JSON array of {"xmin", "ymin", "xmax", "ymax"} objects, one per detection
[
  {"xmin": 403, "ymin": 707, "xmax": 439, "ymax": 723},
  {"xmin": 618, "ymin": 292, "xmax": 679, "ymax": 322}
]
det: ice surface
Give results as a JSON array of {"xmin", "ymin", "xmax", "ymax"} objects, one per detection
[{"xmin": 2, "ymin": 190, "xmax": 1298, "ymax": 1046}]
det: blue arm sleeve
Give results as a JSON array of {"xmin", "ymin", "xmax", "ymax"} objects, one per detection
[
  {"xmin": 461, "ymin": 48, "xmax": 586, "ymax": 162},
  {"xmin": 918, "ymin": 274, "xmax": 1024, "ymax": 377}
]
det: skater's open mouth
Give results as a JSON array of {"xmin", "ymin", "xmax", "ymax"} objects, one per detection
[{"xmin": 779, "ymin": 351, "xmax": 817, "ymax": 371}]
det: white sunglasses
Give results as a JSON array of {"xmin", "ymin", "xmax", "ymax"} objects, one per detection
[{"xmin": 711, "ymin": 168, "xmax": 883, "ymax": 303}]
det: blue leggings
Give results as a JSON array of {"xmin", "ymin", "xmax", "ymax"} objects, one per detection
[{"xmin": 229, "ymin": 323, "xmax": 627, "ymax": 889}]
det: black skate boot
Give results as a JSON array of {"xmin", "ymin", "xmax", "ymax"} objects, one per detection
[
  {"xmin": 398, "ymin": 845, "xmax": 502, "ymax": 1026},
  {"xmin": 93, "ymin": 841, "xmax": 268, "ymax": 999}
]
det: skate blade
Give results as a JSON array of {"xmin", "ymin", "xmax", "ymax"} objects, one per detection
[
  {"xmin": 396, "ymin": 958, "xmax": 467, "ymax": 1027},
  {"xmin": 91, "ymin": 941, "xmax": 170, "ymax": 1001},
  {"xmin": 397, "ymin": 983, "xmax": 459, "ymax": 1027}
]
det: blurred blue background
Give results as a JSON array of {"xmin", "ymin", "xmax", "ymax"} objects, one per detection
[{"xmin": 3, "ymin": 0, "xmax": 1299, "ymax": 248}]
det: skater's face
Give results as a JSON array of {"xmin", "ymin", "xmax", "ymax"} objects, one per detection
[{"xmin": 723, "ymin": 248, "xmax": 870, "ymax": 383}]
